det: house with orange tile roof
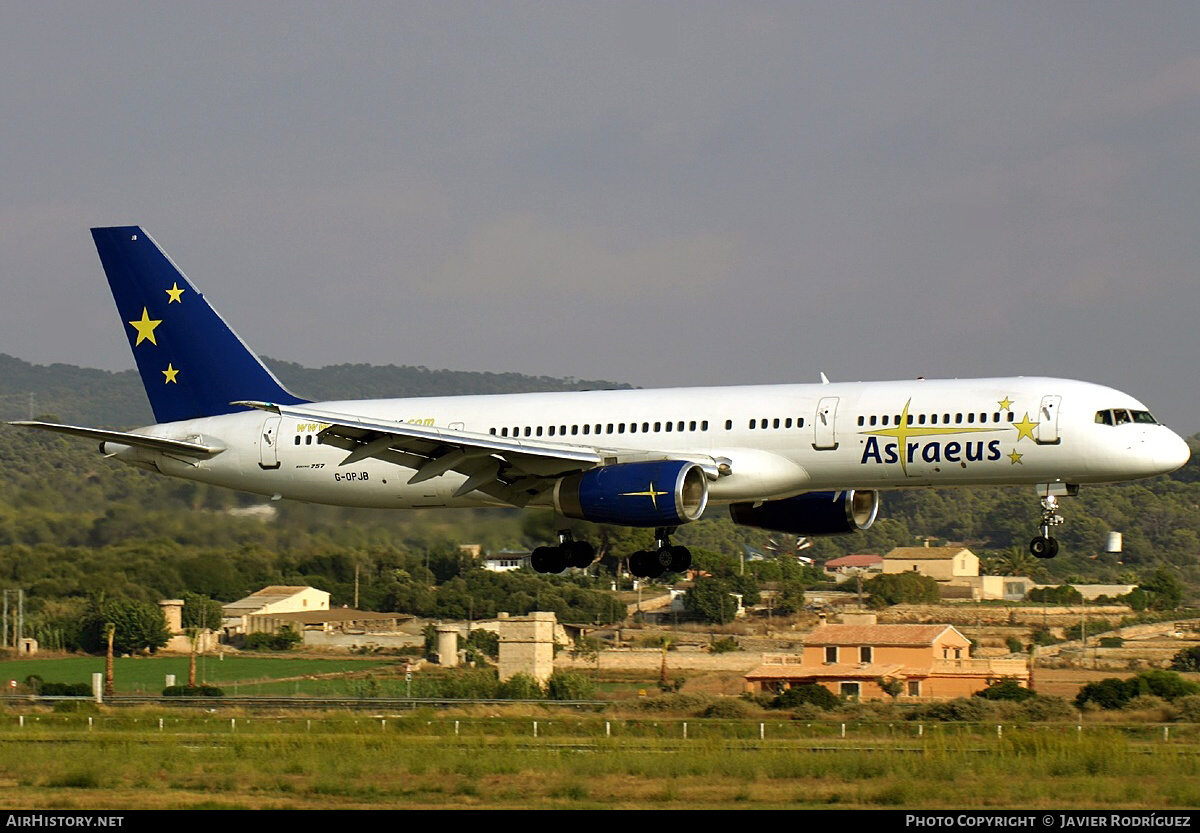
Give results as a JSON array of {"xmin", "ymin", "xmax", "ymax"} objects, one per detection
[{"xmin": 744, "ymin": 619, "xmax": 1029, "ymax": 701}]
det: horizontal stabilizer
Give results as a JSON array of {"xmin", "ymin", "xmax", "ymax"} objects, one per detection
[{"xmin": 10, "ymin": 421, "xmax": 225, "ymax": 457}]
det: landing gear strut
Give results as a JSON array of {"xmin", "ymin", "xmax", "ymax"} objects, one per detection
[
  {"xmin": 628, "ymin": 527, "xmax": 692, "ymax": 579},
  {"xmin": 1029, "ymin": 492, "xmax": 1065, "ymax": 559},
  {"xmin": 530, "ymin": 530, "xmax": 596, "ymax": 574}
]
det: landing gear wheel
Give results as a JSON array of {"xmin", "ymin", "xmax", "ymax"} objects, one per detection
[
  {"xmin": 628, "ymin": 550, "xmax": 650, "ymax": 578},
  {"xmin": 531, "ymin": 545, "xmax": 568, "ymax": 573},
  {"xmin": 565, "ymin": 540, "xmax": 596, "ymax": 568},
  {"xmin": 1029, "ymin": 536, "xmax": 1059, "ymax": 559},
  {"xmin": 667, "ymin": 545, "xmax": 692, "ymax": 572},
  {"xmin": 644, "ymin": 550, "xmax": 669, "ymax": 579}
]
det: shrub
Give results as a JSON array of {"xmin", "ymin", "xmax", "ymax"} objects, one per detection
[
  {"xmin": 1074, "ymin": 677, "xmax": 1131, "ymax": 710},
  {"xmin": 909, "ymin": 697, "xmax": 999, "ymax": 723},
  {"xmin": 496, "ymin": 673, "xmax": 543, "ymax": 700},
  {"xmin": 773, "ymin": 684, "xmax": 839, "ymax": 711},
  {"xmin": 1075, "ymin": 670, "xmax": 1200, "ymax": 710},
  {"xmin": 1029, "ymin": 585, "xmax": 1083, "ymax": 604},
  {"xmin": 1030, "ymin": 627, "xmax": 1060, "ymax": 647},
  {"xmin": 708, "ymin": 637, "xmax": 741, "ymax": 653},
  {"xmin": 1170, "ymin": 646, "xmax": 1200, "ymax": 673},
  {"xmin": 628, "ymin": 692, "xmax": 713, "ymax": 713},
  {"xmin": 975, "ymin": 679, "xmax": 1036, "ymax": 702},
  {"xmin": 1018, "ymin": 695, "xmax": 1076, "ymax": 721},
  {"xmin": 546, "ymin": 671, "xmax": 595, "ymax": 701},
  {"xmin": 1174, "ymin": 694, "xmax": 1200, "ymax": 722},
  {"xmin": 40, "ymin": 682, "xmax": 93, "ymax": 697},
  {"xmin": 163, "ymin": 685, "xmax": 224, "ymax": 697},
  {"xmin": 702, "ymin": 698, "xmax": 756, "ymax": 719},
  {"xmin": 244, "ymin": 626, "xmax": 301, "ymax": 651}
]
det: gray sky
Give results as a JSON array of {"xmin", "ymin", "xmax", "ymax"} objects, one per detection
[{"xmin": 3, "ymin": 2, "xmax": 1198, "ymax": 431}]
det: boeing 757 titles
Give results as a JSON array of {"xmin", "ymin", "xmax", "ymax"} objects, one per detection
[{"xmin": 12, "ymin": 227, "xmax": 1191, "ymax": 576}]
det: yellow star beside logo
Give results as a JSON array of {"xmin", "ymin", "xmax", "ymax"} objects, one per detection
[
  {"xmin": 162, "ymin": 363, "xmax": 180, "ymax": 384},
  {"xmin": 1013, "ymin": 413, "xmax": 1039, "ymax": 442},
  {"xmin": 997, "ymin": 397, "xmax": 1013, "ymax": 411},
  {"xmin": 860, "ymin": 398, "xmax": 995, "ymax": 475},
  {"xmin": 1008, "ymin": 450, "xmax": 1024, "ymax": 465},
  {"xmin": 165, "ymin": 283, "xmax": 185, "ymax": 303},
  {"xmin": 127, "ymin": 308, "xmax": 162, "ymax": 346}
]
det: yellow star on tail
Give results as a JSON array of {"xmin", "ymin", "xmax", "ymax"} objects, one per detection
[
  {"xmin": 128, "ymin": 308, "xmax": 161, "ymax": 346},
  {"xmin": 165, "ymin": 283, "xmax": 185, "ymax": 303},
  {"xmin": 162, "ymin": 363, "xmax": 180, "ymax": 384}
]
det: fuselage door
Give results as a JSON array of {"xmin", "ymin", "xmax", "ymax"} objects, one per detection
[
  {"xmin": 259, "ymin": 415, "xmax": 282, "ymax": 469},
  {"xmin": 813, "ymin": 397, "xmax": 840, "ymax": 450},
  {"xmin": 1036, "ymin": 395, "xmax": 1062, "ymax": 445}
]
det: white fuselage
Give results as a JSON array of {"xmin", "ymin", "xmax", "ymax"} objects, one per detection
[{"xmin": 111, "ymin": 376, "xmax": 1190, "ymax": 511}]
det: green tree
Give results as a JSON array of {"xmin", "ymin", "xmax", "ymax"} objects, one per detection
[
  {"xmin": 683, "ymin": 576, "xmax": 745, "ymax": 624},
  {"xmin": 862, "ymin": 572, "xmax": 940, "ymax": 606},
  {"xmin": 1170, "ymin": 646, "xmax": 1200, "ymax": 673},
  {"xmin": 462, "ymin": 628, "xmax": 500, "ymax": 663},
  {"xmin": 1140, "ymin": 567, "xmax": 1184, "ymax": 610},
  {"xmin": 546, "ymin": 671, "xmax": 595, "ymax": 700},
  {"xmin": 81, "ymin": 598, "xmax": 171, "ymax": 655},
  {"xmin": 180, "ymin": 592, "xmax": 224, "ymax": 631}
]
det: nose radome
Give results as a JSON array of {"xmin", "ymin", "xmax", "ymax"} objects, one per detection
[{"xmin": 1153, "ymin": 431, "xmax": 1192, "ymax": 475}]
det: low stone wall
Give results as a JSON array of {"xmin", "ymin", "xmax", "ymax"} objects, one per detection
[
  {"xmin": 555, "ymin": 647, "xmax": 758, "ymax": 673},
  {"xmin": 874, "ymin": 604, "xmax": 1131, "ymax": 628}
]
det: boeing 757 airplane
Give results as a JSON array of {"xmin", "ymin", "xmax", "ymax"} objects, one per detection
[{"xmin": 12, "ymin": 227, "xmax": 1192, "ymax": 577}]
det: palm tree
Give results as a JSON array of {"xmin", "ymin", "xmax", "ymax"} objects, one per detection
[
  {"xmin": 186, "ymin": 627, "xmax": 199, "ymax": 687},
  {"xmin": 103, "ymin": 622, "xmax": 115, "ymax": 698},
  {"xmin": 984, "ymin": 547, "xmax": 1047, "ymax": 581}
]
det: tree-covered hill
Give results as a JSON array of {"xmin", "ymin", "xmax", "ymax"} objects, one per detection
[{"xmin": 0, "ymin": 353, "xmax": 631, "ymax": 428}]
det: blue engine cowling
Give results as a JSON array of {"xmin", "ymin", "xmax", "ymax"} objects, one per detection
[
  {"xmin": 554, "ymin": 460, "xmax": 709, "ymax": 527},
  {"xmin": 729, "ymin": 490, "xmax": 880, "ymax": 535}
]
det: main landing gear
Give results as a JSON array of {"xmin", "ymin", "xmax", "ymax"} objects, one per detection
[
  {"xmin": 1029, "ymin": 486, "xmax": 1073, "ymax": 559},
  {"xmin": 528, "ymin": 527, "xmax": 692, "ymax": 578},
  {"xmin": 627, "ymin": 527, "xmax": 692, "ymax": 579},
  {"xmin": 530, "ymin": 531, "xmax": 596, "ymax": 574}
]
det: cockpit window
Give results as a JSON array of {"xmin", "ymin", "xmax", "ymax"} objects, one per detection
[{"xmin": 1096, "ymin": 409, "xmax": 1158, "ymax": 426}]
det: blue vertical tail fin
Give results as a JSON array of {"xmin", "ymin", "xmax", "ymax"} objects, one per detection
[{"xmin": 91, "ymin": 226, "xmax": 306, "ymax": 424}]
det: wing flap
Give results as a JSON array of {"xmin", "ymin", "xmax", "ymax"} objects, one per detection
[{"xmin": 238, "ymin": 403, "xmax": 603, "ymax": 500}]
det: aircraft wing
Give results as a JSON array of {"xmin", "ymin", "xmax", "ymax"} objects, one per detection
[
  {"xmin": 9, "ymin": 421, "xmax": 226, "ymax": 458},
  {"xmin": 240, "ymin": 402, "xmax": 608, "ymax": 505}
]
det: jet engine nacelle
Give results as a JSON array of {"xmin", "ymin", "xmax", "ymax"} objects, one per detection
[
  {"xmin": 729, "ymin": 489, "xmax": 880, "ymax": 536},
  {"xmin": 554, "ymin": 460, "xmax": 709, "ymax": 527}
]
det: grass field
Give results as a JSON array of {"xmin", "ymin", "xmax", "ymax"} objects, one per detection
[
  {"xmin": 0, "ymin": 655, "xmax": 406, "ymax": 695},
  {"xmin": 0, "ymin": 711, "xmax": 1197, "ymax": 809}
]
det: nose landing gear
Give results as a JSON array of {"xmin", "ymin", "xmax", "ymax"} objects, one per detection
[{"xmin": 1028, "ymin": 484, "xmax": 1076, "ymax": 559}]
